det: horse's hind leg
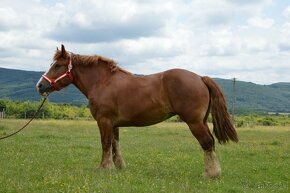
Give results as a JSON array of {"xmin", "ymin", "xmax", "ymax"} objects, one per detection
[
  {"xmin": 187, "ymin": 122, "xmax": 221, "ymax": 179},
  {"xmin": 112, "ymin": 127, "xmax": 125, "ymax": 169}
]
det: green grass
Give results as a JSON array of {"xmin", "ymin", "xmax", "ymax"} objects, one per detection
[{"xmin": 0, "ymin": 120, "xmax": 289, "ymax": 193}]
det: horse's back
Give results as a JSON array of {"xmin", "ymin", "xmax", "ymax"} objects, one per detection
[{"xmin": 163, "ymin": 68, "xmax": 207, "ymax": 92}]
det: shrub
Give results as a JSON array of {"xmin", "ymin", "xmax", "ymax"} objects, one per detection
[{"xmin": 259, "ymin": 117, "xmax": 277, "ymax": 126}]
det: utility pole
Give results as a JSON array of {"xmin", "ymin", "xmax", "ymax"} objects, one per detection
[
  {"xmin": 232, "ymin": 78, "xmax": 236, "ymax": 125},
  {"xmin": 0, "ymin": 107, "xmax": 4, "ymax": 119}
]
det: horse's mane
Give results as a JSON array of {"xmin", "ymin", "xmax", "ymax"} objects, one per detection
[{"xmin": 53, "ymin": 51, "xmax": 130, "ymax": 74}]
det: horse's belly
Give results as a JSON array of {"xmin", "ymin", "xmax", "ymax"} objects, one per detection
[{"xmin": 115, "ymin": 106, "xmax": 175, "ymax": 127}]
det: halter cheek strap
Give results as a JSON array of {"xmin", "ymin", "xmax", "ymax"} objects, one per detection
[{"xmin": 42, "ymin": 53, "xmax": 74, "ymax": 91}]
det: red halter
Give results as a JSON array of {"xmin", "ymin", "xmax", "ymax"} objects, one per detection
[{"xmin": 42, "ymin": 53, "xmax": 74, "ymax": 91}]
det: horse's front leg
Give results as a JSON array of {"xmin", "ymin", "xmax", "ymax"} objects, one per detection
[
  {"xmin": 97, "ymin": 117, "xmax": 114, "ymax": 169},
  {"xmin": 112, "ymin": 127, "xmax": 125, "ymax": 169}
]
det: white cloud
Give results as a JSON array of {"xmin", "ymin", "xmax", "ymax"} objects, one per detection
[
  {"xmin": 247, "ymin": 16, "xmax": 274, "ymax": 28},
  {"xmin": 283, "ymin": 6, "xmax": 290, "ymax": 19},
  {"xmin": 279, "ymin": 22, "xmax": 290, "ymax": 52},
  {"xmin": 200, "ymin": 28, "xmax": 240, "ymax": 56},
  {"xmin": 0, "ymin": 7, "xmax": 32, "ymax": 30},
  {"xmin": 46, "ymin": 0, "xmax": 172, "ymax": 43},
  {"xmin": 0, "ymin": 0, "xmax": 289, "ymax": 84}
]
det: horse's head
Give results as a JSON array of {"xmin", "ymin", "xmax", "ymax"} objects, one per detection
[{"xmin": 36, "ymin": 45, "xmax": 74, "ymax": 96}]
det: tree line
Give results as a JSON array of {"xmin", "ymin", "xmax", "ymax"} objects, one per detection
[
  {"xmin": 1, "ymin": 99, "xmax": 289, "ymax": 126},
  {"xmin": 0, "ymin": 99, "xmax": 92, "ymax": 119}
]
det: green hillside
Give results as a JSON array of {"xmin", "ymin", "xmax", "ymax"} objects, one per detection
[
  {"xmin": 216, "ymin": 78, "xmax": 290, "ymax": 114},
  {"xmin": 0, "ymin": 67, "xmax": 87, "ymax": 105},
  {"xmin": 0, "ymin": 67, "xmax": 289, "ymax": 114}
]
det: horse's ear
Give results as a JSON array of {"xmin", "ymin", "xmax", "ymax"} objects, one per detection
[
  {"xmin": 61, "ymin": 44, "xmax": 66, "ymax": 57},
  {"xmin": 56, "ymin": 46, "xmax": 59, "ymax": 51}
]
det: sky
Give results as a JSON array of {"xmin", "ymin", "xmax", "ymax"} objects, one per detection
[{"xmin": 0, "ymin": 0, "xmax": 290, "ymax": 84}]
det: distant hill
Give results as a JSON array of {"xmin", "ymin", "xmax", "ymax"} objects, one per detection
[
  {"xmin": 0, "ymin": 67, "xmax": 87, "ymax": 105},
  {"xmin": 0, "ymin": 67, "xmax": 289, "ymax": 114},
  {"xmin": 216, "ymin": 79, "xmax": 290, "ymax": 114}
]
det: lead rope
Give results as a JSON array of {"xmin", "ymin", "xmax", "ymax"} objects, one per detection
[{"xmin": 0, "ymin": 97, "xmax": 47, "ymax": 140}]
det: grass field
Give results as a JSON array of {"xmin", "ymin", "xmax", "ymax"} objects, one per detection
[{"xmin": 0, "ymin": 119, "xmax": 289, "ymax": 193}]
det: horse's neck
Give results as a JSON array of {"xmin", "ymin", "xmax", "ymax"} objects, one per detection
[{"xmin": 72, "ymin": 60, "xmax": 113, "ymax": 98}]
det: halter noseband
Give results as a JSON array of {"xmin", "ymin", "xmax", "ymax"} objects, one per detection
[{"xmin": 42, "ymin": 53, "xmax": 74, "ymax": 91}]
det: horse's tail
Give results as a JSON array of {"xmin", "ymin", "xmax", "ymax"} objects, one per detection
[{"xmin": 201, "ymin": 76, "xmax": 238, "ymax": 144}]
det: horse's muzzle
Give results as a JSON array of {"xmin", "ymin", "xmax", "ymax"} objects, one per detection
[{"xmin": 36, "ymin": 78, "xmax": 53, "ymax": 97}]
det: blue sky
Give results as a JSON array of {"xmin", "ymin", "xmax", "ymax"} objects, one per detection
[{"xmin": 0, "ymin": 0, "xmax": 290, "ymax": 84}]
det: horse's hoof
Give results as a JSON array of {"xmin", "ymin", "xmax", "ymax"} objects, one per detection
[
  {"xmin": 203, "ymin": 169, "xmax": 221, "ymax": 179},
  {"xmin": 114, "ymin": 158, "xmax": 126, "ymax": 169},
  {"xmin": 98, "ymin": 162, "xmax": 114, "ymax": 170}
]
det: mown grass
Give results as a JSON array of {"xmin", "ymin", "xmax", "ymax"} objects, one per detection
[{"xmin": 0, "ymin": 119, "xmax": 289, "ymax": 193}]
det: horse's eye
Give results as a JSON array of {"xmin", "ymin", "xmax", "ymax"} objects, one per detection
[{"xmin": 55, "ymin": 64, "xmax": 61, "ymax": 69}]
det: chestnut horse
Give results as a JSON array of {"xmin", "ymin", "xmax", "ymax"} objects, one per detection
[{"xmin": 36, "ymin": 45, "xmax": 238, "ymax": 179}]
